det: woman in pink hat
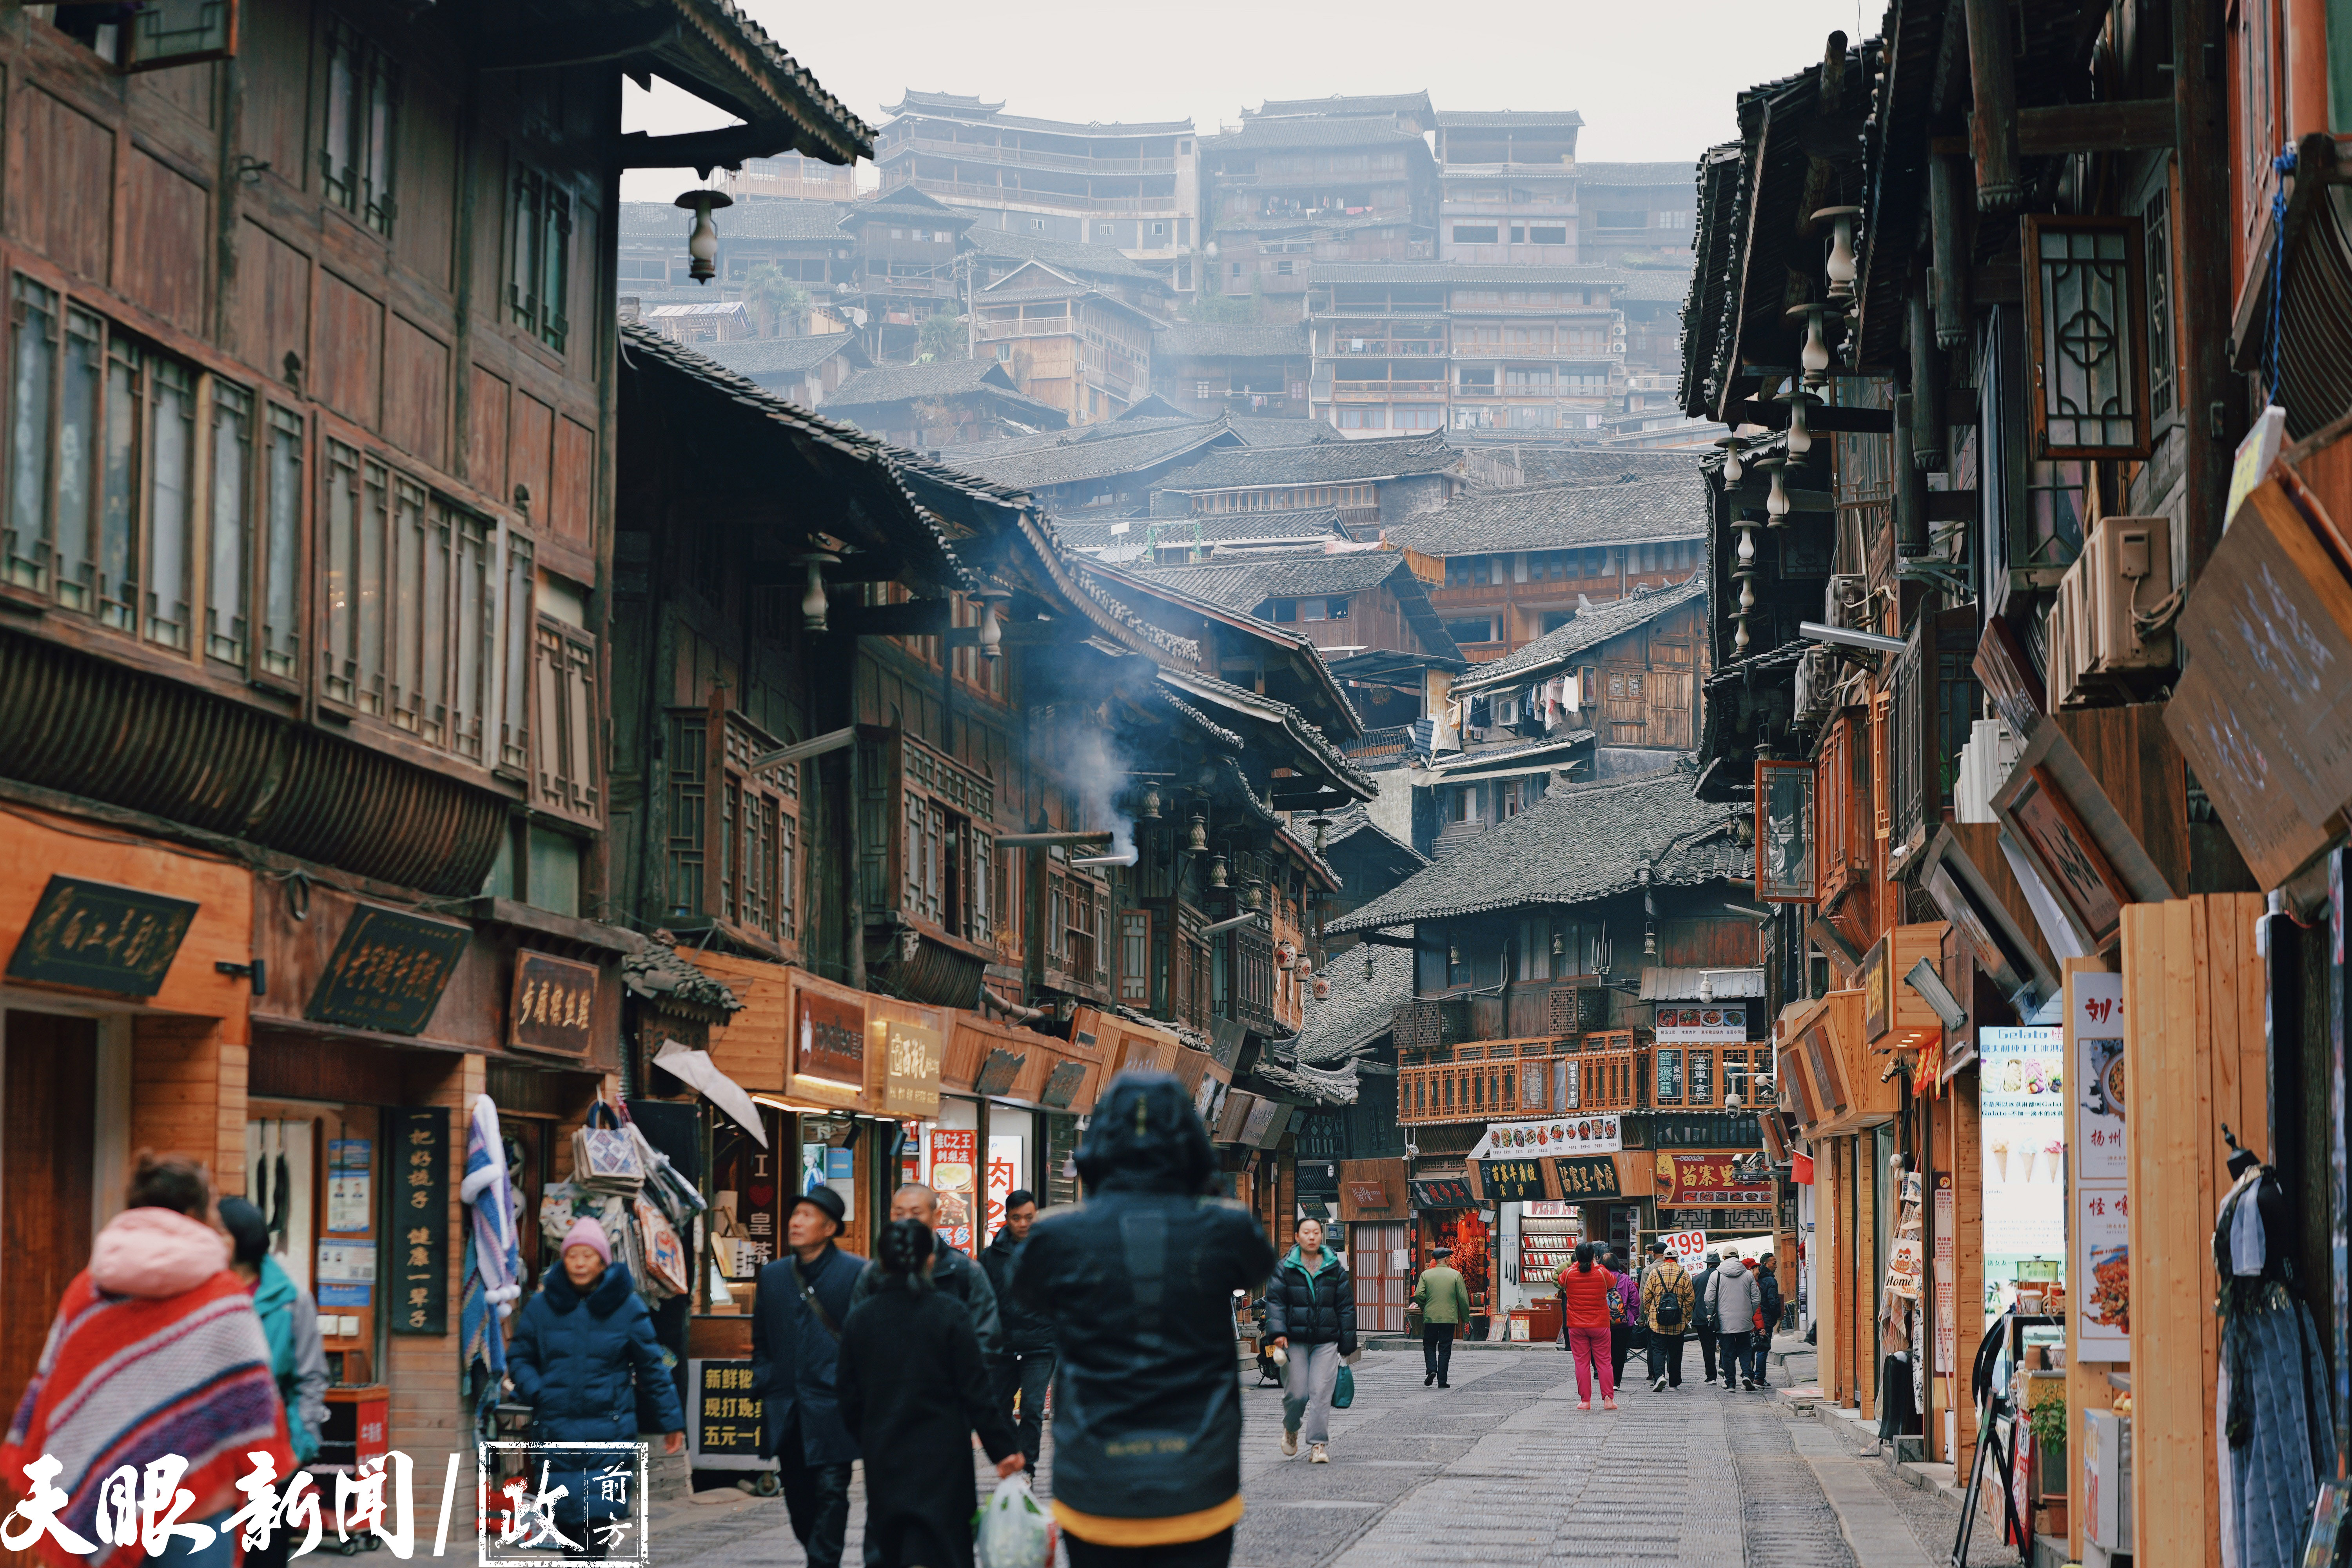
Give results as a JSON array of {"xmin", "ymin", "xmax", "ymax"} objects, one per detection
[{"xmin": 506, "ymin": 1216, "xmax": 686, "ymax": 1556}]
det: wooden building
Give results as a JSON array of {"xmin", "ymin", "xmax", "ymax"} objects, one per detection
[
  {"xmin": 1154, "ymin": 321, "xmax": 1314, "ymax": 422},
  {"xmin": 696, "ymin": 330, "xmax": 868, "ymax": 407},
  {"xmin": 819, "ymin": 358, "xmax": 1070, "ymax": 450},
  {"xmin": 874, "ymin": 91, "xmax": 1203, "ymax": 298},
  {"xmin": 972, "ymin": 259, "xmax": 1167, "ymax": 425},
  {"xmin": 0, "ymin": 0, "xmax": 869, "ymax": 1497},
  {"xmin": 1436, "ymin": 111, "xmax": 1583, "ymax": 266},
  {"xmin": 1148, "ymin": 431, "xmax": 1466, "ymax": 533},
  {"xmin": 1446, "ymin": 574, "xmax": 1711, "ymax": 753},
  {"xmin": 1571, "ymin": 161, "xmax": 1698, "ymax": 271},
  {"xmin": 1383, "ymin": 476, "xmax": 1707, "ymax": 658}
]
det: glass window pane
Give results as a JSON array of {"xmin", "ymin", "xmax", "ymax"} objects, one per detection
[
  {"xmin": 7, "ymin": 278, "xmax": 58, "ymax": 593},
  {"xmin": 99, "ymin": 339, "xmax": 139, "ymax": 632},
  {"xmin": 356, "ymin": 462, "xmax": 387, "ymax": 711},
  {"xmin": 261, "ymin": 407, "xmax": 302, "ymax": 678},
  {"xmin": 205, "ymin": 381, "xmax": 251, "ymax": 663},
  {"xmin": 56, "ymin": 320, "xmax": 101, "ymax": 609},
  {"xmin": 501, "ymin": 534, "xmax": 533, "ymax": 770},
  {"xmin": 391, "ymin": 477, "xmax": 424, "ymax": 728},
  {"xmin": 323, "ymin": 442, "xmax": 356, "ymax": 702}
]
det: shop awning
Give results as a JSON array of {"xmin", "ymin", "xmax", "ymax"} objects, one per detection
[
  {"xmin": 1639, "ymin": 966, "xmax": 1765, "ymax": 1001},
  {"xmin": 652, "ymin": 1039, "xmax": 768, "ymax": 1147}
]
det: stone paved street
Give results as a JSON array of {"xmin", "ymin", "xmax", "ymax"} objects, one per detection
[{"xmin": 642, "ymin": 1346, "xmax": 1999, "ymax": 1568}]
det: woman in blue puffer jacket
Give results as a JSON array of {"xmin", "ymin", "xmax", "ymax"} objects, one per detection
[{"xmin": 507, "ymin": 1218, "xmax": 686, "ymax": 1556}]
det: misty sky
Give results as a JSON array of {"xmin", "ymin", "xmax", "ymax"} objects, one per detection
[{"xmin": 620, "ymin": 0, "xmax": 1868, "ymax": 203}]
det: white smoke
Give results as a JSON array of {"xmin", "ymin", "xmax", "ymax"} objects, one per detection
[{"xmin": 1060, "ymin": 725, "xmax": 1136, "ymax": 866}]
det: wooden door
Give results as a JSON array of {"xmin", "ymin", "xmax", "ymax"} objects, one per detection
[
  {"xmin": 2, "ymin": 1011, "xmax": 99, "ymax": 1455},
  {"xmin": 1350, "ymin": 1220, "xmax": 1410, "ymax": 1333}
]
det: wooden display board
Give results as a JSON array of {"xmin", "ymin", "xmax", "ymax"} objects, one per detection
[{"xmin": 2122, "ymin": 896, "xmax": 2266, "ymax": 1568}]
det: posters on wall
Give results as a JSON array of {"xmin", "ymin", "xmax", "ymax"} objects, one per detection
[
  {"xmin": 929, "ymin": 1128, "xmax": 978, "ymax": 1253},
  {"xmin": 2072, "ymin": 973, "xmax": 2130, "ymax": 1361},
  {"xmin": 984, "ymin": 1133, "xmax": 1024, "ymax": 1245},
  {"xmin": 1980, "ymin": 1025, "xmax": 2067, "ymax": 1310},
  {"xmin": 1653, "ymin": 1005, "xmax": 1749, "ymax": 1043},
  {"xmin": 1472, "ymin": 1115, "xmax": 1621, "ymax": 1157}
]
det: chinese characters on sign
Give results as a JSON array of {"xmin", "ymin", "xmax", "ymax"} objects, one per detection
[
  {"xmin": 794, "ymin": 989, "xmax": 865, "ymax": 1094},
  {"xmin": 1552, "ymin": 1156, "xmax": 1622, "ymax": 1200},
  {"xmin": 686, "ymin": 1362, "xmax": 767, "ymax": 1470},
  {"xmin": 1479, "ymin": 1159, "xmax": 1545, "ymax": 1201},
  {"xmin": 483, "ymin": 1441, "xmax": 650, "ymax": 1565},
  {"xmin": 509, "ymin": 952, "xmax": 599, "ymax": 1058},
  {"xmin": 1980, "ymin": 1026, "xmax": 2067, "ymax": 1316},
  {"xmin": 2072, "ymin": 973, "xmax": 2129, "ymax": 1360},
  {"xmin": 386, "ymin": 1108, "xmax": 448, "ymax": 1335},
  {"xmin": 1476, "ymin": 1116, "xmax": 1622, "ymax": 1156},
  {"xmin": 305, "ymin": 906, "xmax": 471, "ymax": 1035},
  {"xmin": 5, "ymin": 876, "xmax": 198, "ymax": 996},
  {"xmin": 870, "ymin": 1004, "xmax": 944, "ymax": 1118},
  {"xmin": 1652, "ymin": 1005, "xmax": 1748, "ymax": 1043},
  {"xmin": 927, "ymin": 1128, "xmax": 978, "ymax": 1253},
  {"xmin": 1654, "ymin": 1151, "xmax": 1773, "ymax": 1207}
]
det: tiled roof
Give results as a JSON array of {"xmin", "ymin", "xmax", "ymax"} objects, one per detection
[
  {"xmin": 849, "ymin": 187, "xmax": 975, "ymax": 225},
  {"xmin": 824, "ymin": 357, "xmax": 1022, "ymax": 406},
  {"xmin": 1452, "ymin": 575, "xmax": 1708, "ymax": 691},
  {"xmin": 1314, "ymin": 261, "xmax": 1623, "ymax": 287},
  {"xmin": 1054, "ymin": 510, "xmax": 1349, "ymax": 554},
  {"xmin": 1133, "ymin": 549, "xmax": 1417, "ymax": 608},
  {"xmin": 697, "ymin": 334, "xmax": 860, "ymax": 376},
  {"xmin": 1381, "ymin": 475, "xmax": 1707, "ymax": 555},
  {"xmin": 886, "ymin": 90, "xmax": 1004, "ymax": 113},
  {"xmin": 1209, "ymin": 117, "xmax": 1434, "ymax": 153},
  {"xmin": 1486, "ymin": 445, "xmax": 1709, "ymax": 488},
  {"xmin": 1612, "ymin": 266, "xmax": 1697, "ymax": 301},
  {"xmin": 1152, "ymin": 433, "xmax": 1461, "ymax": 491},
  {"xmin": 1327, "ymin": 768, "xmax": 1744, "ymax": 932},
  {"xmin": 1251, "ymin": 92, "xmax": 1434, "ymax": 120},
  {"xmin": 1289, "ymin": 941, "xmax": 1416, "ymax": 1064},
  {"xmin": 963, "ymin": 226, "xmax": 1163, "ymax": 284},
  {"xmin": 1160, "ymin": 321, "xmax": 1310, "ymax": 359},
  {"xmin": 662, "ymin": 0, "xmax": 874, "ymax": 163},
  {"xmin": 1437, "ymin": 109, "xmax": 1586, "ymax": 129},
  {"xmin": 1157, "ymin": 667, "xmax": 1376, "ymax": 797},
  {"xmin": 1209, "ymin": 212, "xmax": 1416, "ymax": 236},
  {"xmin": 1576, "ymin": 161, "xmax": 1702, "ymax": 187},
  {"xmin": 1227, "ymin": 416, "xmax": 1345, "ymax": 446},
  {"xmin": 1321, "ymin": 803, "xmax": 1430, "ymax": 867},
  {"xmin": 937, "ymin": 419, "xmax": 1237, "ymax": 491},
  {"xmin": 883, "ymin": 93, "xmax": 1192, "ymax": 135},
  {"xmin": 645, "ymin": 301, "xmax": 749, "ymax": 318}
]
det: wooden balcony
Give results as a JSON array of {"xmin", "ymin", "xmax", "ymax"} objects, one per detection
[
  {"xmin": 895, "ymin": 137, "xmax": 1179, "ymax": 176},
  {"xmin": 976, "ymin": 314, "xmax": 1077, "ymax": 341},
  {"xmin": 1395, "ymin": 1027, "xmax": 1643, "ymax": 1124}
]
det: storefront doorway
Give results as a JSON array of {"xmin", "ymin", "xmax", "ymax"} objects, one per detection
[
  {"xmin": 1350, "ymin": 1221, "xmax": 1410, "ymax": 1332},
  {"xmin": 1, "ymin": 1009, "xmax": 102, "ymax": 1418}
]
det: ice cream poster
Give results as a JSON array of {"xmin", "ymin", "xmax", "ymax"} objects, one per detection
[{"xmin": 1979, "ymin": 1026, "xmax": 2066, "ymax": 1259}]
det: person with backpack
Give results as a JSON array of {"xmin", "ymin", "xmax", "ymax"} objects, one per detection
[
  {"xmin": 1603, "ymin": 1249, "xmax": 1642, "ymax": 1390},
  {"xmin": 1640, "ymin": 1241, "xmax": 1695, "ymax": 1391},
  {"xmin": 1706, "ymin": 1250, "xmax": 1766, "ymax": 1392},
  {"xmin": 1693, "ymin": 1250, "xmax": 1724, "ymax": 1384}
]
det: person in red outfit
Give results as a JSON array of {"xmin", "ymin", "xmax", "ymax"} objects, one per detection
[{"xmin": 1553, "ymin": 1242, "xmax": 1619, "ymax": 1410}]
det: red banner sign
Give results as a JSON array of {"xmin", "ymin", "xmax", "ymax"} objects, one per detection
[{"xmin": 1655, "ymin": 1151, "xmax": 1775, "ymax": 1207}]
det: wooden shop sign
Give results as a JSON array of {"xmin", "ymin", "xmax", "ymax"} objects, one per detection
[
  {"xmin": 1479, "ymin": 1158, "xmax": 1546, "ymax": 1201},
  {"xmin": 7, "ymin": 875, "xmax": 197, "ymax": 997},
  {"xmin": 306, "ymin": 905, "xmax": 471, "ymax": 1035},
  {"xmin": 1554, "ymin": 1154, "xmax": 1623, "ymax": 1200},
  {"xmin": 509, "ymin": 951, "xmax": 599, "ymax": 1058}
]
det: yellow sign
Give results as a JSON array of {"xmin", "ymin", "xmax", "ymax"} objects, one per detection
[{"xmin": 869, "ymin": 1002, "xmax": 944, "ymax": 1118}]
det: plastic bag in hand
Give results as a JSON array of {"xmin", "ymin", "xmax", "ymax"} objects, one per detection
[{"xmin": 973, "ymin": 1474, "xmax": 1055, "ymax": 1568}]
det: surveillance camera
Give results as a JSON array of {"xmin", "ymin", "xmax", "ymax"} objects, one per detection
[{"xmin": 1403, "ymin": 1142, "xmax": 1420, "ymax": 1157}]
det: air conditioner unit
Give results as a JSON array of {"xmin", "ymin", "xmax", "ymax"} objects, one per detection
[
  {"xmin": 1824, "ymin": 573, "xmax": 1867, "ymax": 631},
  {"xmin": 2049, "ymin": 515, "xmax": 2175, "ymax": 708},
  {"xmin": 1792, "ymin": 645, "xmax": 1838, "ymax": 727}
]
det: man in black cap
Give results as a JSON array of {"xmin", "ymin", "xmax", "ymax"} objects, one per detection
[{"xmin": 752, "ymin": 1185, "xmax": 864, "ymax": 1568}]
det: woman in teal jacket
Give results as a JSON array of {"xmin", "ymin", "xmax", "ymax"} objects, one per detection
[{"xmin": 1263, "ymin": 1217, "xmax": 1357, "ymax": 1464}]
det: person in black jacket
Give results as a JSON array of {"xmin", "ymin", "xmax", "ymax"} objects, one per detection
[
  {"xmin": 1754, "ymin": 1254, "xmax": 1786, "ymax": 1387},
  {"xmin": 1011, "ymin": 1074, "xmax": 1276, "ymax": 1568},
  {"xmin": 979, "ymin": 1188, "xmax": 1054, "ymax": 1474},
  {"xmin": 1694, "ymin": 1253, "xmax": 1723, "ymax": 1385},
  {"xmin": 751, "ymin": 1187, "xmax": 864, "ymax": 1568},
  {"xmin": 1263, "ymin": 1216, "xmax": 1356, "ymax": 1464},
  {"xmin": 839, "ymin": 1218, "xmax": 1023, "ymax": 1568},
  {"xmin": 848, "ymin": 1183, "xmax": 1003, "ymax": 1358}
]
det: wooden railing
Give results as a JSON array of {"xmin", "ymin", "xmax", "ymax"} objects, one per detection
[{"xmin": 1394, "ymin": 1028, "xmax": 1644, "ymax": 1124}]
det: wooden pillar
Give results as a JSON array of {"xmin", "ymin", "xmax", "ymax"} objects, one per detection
[
  {"xmin": 1952, "ymin": 1067, "xmax": 1985, "ymax": 1467},
  {"xmin": 2125, "ymin": 895, "xmax": 2267, "ymax": 1568},
  {"xmin": 1829, "ymin": 1135, "xmax": 1855, "ymax": 1406},
  {"xmin": 2174, "ymin": 0, "xmax": 2236, "ymax": 580},
  {"xmin": 1962, "ymin": 0, "xmax": 2023, "ymax": 210},
  {"xmin": 1856, "ymin": 1131, "xmax": 1878, "ymax": 1425}
]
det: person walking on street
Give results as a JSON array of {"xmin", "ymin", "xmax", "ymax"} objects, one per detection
[
  {"xmin": 979, "ymin": 1188, "xmax": 1054, "ymax": 1475},
  {"xmin": 0, "ymin": 1152, "xmax": 294, "ymax": 1567},
  {"xmin": 1753, "ymin": 1255, "xmax": 1786, "ymax": 1388},
  {"xmin": 752, "ymin": 1188, "xmax": 865, "ymax": 1568},
  {"xmin": 1554, "ymin": 1242, "xmax": 1617, "ymax": 1410},
  {"xmin": 1706, "ymin": 1250, "xmax": 1765, "ymax": 1392},
  {"xmin": 220, "ymin": 1197, "xmax": 328, "ymax": 1568},
  {"xmin": 1604, "ymin": 1249, "xmax": 1642, "ymax": 1391},
  {"xmin": 850, "ymin": 1182, "xmax": 1003, "ymax": 1359},
  {"xmin": 507, "ymin": 1217, "xmax": 686, "ymax": 1558},
  {"xmin": 1693, "ymin": 1251, "xmax": 1723, "ymax": 1384},
  {"xmin": 839, "ymin": 1218, "xmax": 1024, "ymax": 1568},
  {"xmin": 1640, "ymin": 1242, "xmax": 1694, "ymax": 1391},
  {"xmin": 1413, "ymin": 1247, "xmax": 1471, "ymax": 1388},
  {"xmin": 1011, "ymin": 1074, "xmax": 1276, "ymax": 1568},
  {"xmin": 1265, "ymin": 1218, "xmax": 1357, "ymax": 1464}
]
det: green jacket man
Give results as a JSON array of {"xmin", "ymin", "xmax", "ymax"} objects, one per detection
[{"xmin": 1414, "ymin": 1249, "xmax": 1472, "ymax": 1388}]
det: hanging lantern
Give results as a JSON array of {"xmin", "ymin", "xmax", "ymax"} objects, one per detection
[
  {"xmin": 798, "ymin": 551, "xmax": 840, "ymax": 632},
  {"xmin": 1308, "ymin": 813, "xmax": 1333, "ymax": 853},
  {"xmin": 1550, "ymin": 928, "xmax": 1564, "ymax": 959},
  {"xmin": 1189, "ymin": 812, "xmax": 1209, "ymax": 853},
  {"xmin": 976, "ymin": 586, "xmax": 1010, "ymax": 661},
  {"xmin": 1363, "ymin": 947, "xmax": 1377, "ymax": 983},
  {"xmin": 1276, "ymin": 939, "xmax": 1297, "ymax": 966},
  {"xmin": 1779, "ymin": 386, "xmax": 1818, "ymax": 459},
  {"xmin": 1207, "ymin": 852, "xmax": 1227, "ymax": 887},
  {"xmin": 1816, "ymin": 205, "xmax": 1860, "ymax": 301},
  {"xmin": 1760, "ymin": 457, "xmax": 1791, "ymax": 528},
  {"xmin": 1244, "ymin": 878, "xmax": 1264, "ymax": 910},
  {"xmin": 1313, "ymin": 975, "xmax": 1331, "ymax": 1001},
  {"xmin": 1138, "ymin": 782, "xmax": 1162, "ymax": 821},
  {"xmin": 674, "ymin": 189, "xmax": 734, "ymax": 285},
  {"xmin": 1787, "ymin": 303, "xmax": 1837, "ymax": 386},
  {"xmin": 1715, "ymin": 434, "xmax": 1747, "ymax": 485}
]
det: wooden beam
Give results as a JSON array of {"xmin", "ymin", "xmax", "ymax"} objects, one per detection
[
  {"xmin": 1962, "ymin": 0, "xmax": 2023, "ymax": 210},
  {"xmin": 475, "ymin": 14, "xmax": 677, "ymax": 70},
  {"xmin": 2014, "ymin": 99, "xmax": 2178, "ymax": 154},
  {"xmin": 2176, "ymin": 0, "xmax": 2234, "ymax": 582},
  {"xmin": 619, "ymin": 124, "xmax": 801, "ymax": 174},
  {"xmin": 833, "ymin": 600, "xmax": 951, "ymax": 637},
  {"xmin": 746, "ymin": 726, "xmax": 857, "ymax": 775},
  {"xmin": 1723, "ymin": 399, "xmax": 1895, "ymax": 434}
]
